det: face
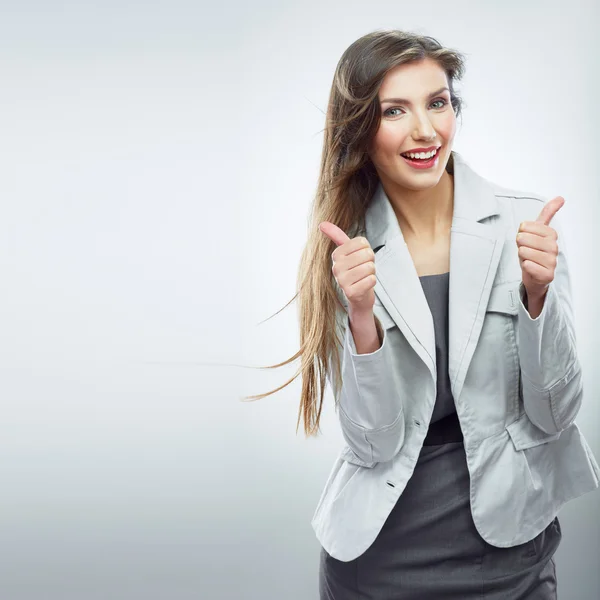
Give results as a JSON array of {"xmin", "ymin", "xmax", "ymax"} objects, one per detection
[{"xmin": 367, "ymin": 58, "xmax": 457, "ymax": 192}]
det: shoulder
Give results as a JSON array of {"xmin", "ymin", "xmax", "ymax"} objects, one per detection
[
  {"xmin": 489, "ymin": 179, "xmax": 553, "ymax": 224},
  {"xmin": 486, "ymin": 180, "xmax": 570, "ymax": 246},
  {"xmin": 492, "ymin": 181, "xmax": 547, "ymax": 207},
  {"xmin": 454, "ymin": 151, "xmax": 549, "ymax": 216}
]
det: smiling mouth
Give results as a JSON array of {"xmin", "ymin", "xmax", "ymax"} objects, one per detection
[
  {"xmin": 400, "ymin": 145, "xmax": 442, "ymax": 160},
  {"xmin": 399, "ymin": 146, "xmax": 442, "ymax": 169}
]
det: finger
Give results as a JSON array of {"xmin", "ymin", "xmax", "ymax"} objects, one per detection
[
  {"xmin": 319, "ymin": 221, "xmax": 350, "ymax": 246},
  {"xmin": 516, "ymin": 231, "xmax": 558, "ymax": 252},
  {"xmin": 517, "ymin": 220, "xmax": 558, "ymax": 239},
  {"xmin": 343, "ymin": 246, "xmax": 376, "ymax": 270},
  {"xmin": 517, "ymin": 245, "xmax": 557, "ymax": 270},
  {"xmin": 521, "ymin": 259, "xmax": 552, "ymax": 283},
  {"xmin": 346, "ymin": 273, "xmax": 377, "ymax": 303},
  {"xmin": 340, "ymin": 262, "xmax": 376, "ymax": 289},
  {"xmin": 535, "ymin": 196, "xmax": 565, "ymax": 226}
]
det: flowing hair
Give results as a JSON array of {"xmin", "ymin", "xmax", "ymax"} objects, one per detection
[{"xmin": 243, "ymin": 29, "xmax": 467, "ymax": 437}]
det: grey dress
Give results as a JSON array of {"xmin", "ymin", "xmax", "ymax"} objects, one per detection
[{"xmin": 319, "ymin": 271, "xmax": 562, "ymax": 599}]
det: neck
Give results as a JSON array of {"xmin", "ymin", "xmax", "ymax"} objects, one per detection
[{"xmin": 383, "ymin": 170, "xmax": 454, "ymax": 243}]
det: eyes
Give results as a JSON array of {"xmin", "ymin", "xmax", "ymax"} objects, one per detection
[{"xmin": 383, "ymin": 98, "xmax": 448, "ymax": 118}]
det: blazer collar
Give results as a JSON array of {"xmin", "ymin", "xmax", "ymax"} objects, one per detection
[{"xmin": 363, "ymin": 151, "xmax": 507, "ymax": 405}]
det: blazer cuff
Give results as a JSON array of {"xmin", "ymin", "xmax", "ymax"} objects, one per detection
[
  {"xmin": 340, "ymin": 313, "xmax": 402, "ymax": 429},
  {"xmin": 518, "ymin": 280, "xmax": 546, "ymax": 323},
  {"xmin": 517, "ymin": 280, "xmax": 576, "ymax": 390},
  {"xmin": 345, "ymin": 313, "xmax": 386, "ymax": 357}
]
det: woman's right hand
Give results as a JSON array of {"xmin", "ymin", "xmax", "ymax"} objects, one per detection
[{"xmin": 319, "ymin": 221, "xmax": 377, "ymax": 314}]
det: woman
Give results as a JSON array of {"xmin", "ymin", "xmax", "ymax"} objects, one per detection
[{"xmin": 246, "ymin": 29, "xmax": 600, "ymax": 598}]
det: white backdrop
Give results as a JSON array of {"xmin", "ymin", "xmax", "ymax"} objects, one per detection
[{"xmin": 0, "ymin": 1, "xmax": 598, "ymax": 599}]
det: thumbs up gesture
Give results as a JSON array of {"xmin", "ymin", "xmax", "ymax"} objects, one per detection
[
  {"xmin": 319, "ymin": 221, "xmax": 377, "ymax": 314},
  {"xmin": 516, "ymin": 196, "xmax": 565, "ymax": 304}
]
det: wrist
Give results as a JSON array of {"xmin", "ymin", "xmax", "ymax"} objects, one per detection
[
  {"xmin": 522, "ymin": 285, "xmax": 548, "ymax": 319},
  {"xmin": 348, "ymin": 305, "xmax": 374, "ymax": 321},
  {"xmin": 347, "ymin": 308, "xmax": 381, "ymax": 353}
]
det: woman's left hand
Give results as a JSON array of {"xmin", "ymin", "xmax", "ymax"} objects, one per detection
[{"xmin": 516, "ymin": 196, "xmax": 565, "ymax": 303}]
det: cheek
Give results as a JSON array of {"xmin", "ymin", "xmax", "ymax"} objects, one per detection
[
  {"xmin": 372, "ymin": 125, "xmax": 407, "ymax": 155},
  {"xmin": 436, "ymin": 113, "xmax": 456, "ymax": 140}
]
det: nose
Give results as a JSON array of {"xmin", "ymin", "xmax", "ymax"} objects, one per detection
[{"xmin": 412, "ymin": 112, "xmax": 436, "ymax": 141}]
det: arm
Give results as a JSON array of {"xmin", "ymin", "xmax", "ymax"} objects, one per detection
[
  {"xmin": 517, "ymin": 210, "xmax": 583, "ymax": 433},
  {"xmin": 326, "ymin": 298, "xmax": 406, "ymax": 468}
]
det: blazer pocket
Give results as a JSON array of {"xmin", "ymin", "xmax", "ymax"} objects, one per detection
[
  {"xmin": 506, "ymin": 412, "xmax": 562, "ymax": 450},
  {"xmin": 340, "ymin": 445, "xmax": 377, "ymax": 468},
  {"xmin": 506, "ymin": 412, "xmax": 563, "ymax": 492}
]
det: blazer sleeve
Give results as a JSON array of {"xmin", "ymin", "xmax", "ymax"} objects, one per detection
[
  {"xmin": 516, "ymin": 207, "xmax": 583, "ymax": 433},
  {"xmin": 326, "ymin": 295, "xmax": 406, "ymax": 468}
]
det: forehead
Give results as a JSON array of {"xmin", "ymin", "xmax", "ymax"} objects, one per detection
[{"xmin": 379, "ymin": 58, "xmax": 448, "ymax": 97}]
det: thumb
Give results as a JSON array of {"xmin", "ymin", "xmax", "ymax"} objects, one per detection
[
  {"xmin": 535, "ymin": 196, "xmax": 565, "ymax": 226},
  {"xmin": 319, "ymin": 221, "xmax": 351, "ymax": 246}
]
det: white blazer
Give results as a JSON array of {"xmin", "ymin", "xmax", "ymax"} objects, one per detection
[{"xmin": 311, "ymin": 151, "xmax": 600, "ymax": 562}]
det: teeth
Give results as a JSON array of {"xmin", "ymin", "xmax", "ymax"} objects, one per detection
[{"xmin": 402, "ymin": 148, "xmax": 438, "ymax": 160}]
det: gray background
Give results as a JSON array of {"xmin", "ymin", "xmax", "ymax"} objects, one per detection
[{"xmin": 0, "ymin": 0, "xmax": 598, "ymax": 598}]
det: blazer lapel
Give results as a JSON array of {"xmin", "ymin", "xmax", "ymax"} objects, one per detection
[
  {"xmin": 372, "ymin": 233, "xmax": 437, "ymax": 376},
  {"xmin": 364, "ymin": 152, "xmax": 506, "ymax": 403}
]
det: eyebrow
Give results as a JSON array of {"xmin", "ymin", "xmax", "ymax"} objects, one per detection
[{"xmin": 380, "ymin": 87, "xmax": 450, "ymax": 105}]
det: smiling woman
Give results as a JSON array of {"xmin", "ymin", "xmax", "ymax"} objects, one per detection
[{"xmin": 242, "ymin": 27, "xmax": 599, "ymax": 600}]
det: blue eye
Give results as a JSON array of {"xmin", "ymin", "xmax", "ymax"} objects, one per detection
[
  {"xmin": 384, "ymin": 107, "xmax": 402, "ymax": 117},
  {"xmin": 383, "ymin": 98, "xmax": 448, "ymax": 117}
]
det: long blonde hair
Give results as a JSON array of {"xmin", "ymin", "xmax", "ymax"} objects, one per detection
[{"xmin": 243, "ymin": 29, "xmax": 466, "ymax": 437}]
